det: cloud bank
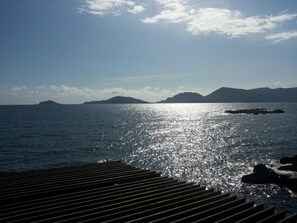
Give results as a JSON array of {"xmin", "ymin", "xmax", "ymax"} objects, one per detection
[
  {"xmin": 6, "ymin": 84, "xmax": 206, "ymax": 104},
  {"xmin": 265, "ymin": 31, "xmax": 297, "ymax": 43},
  {"xmin": 142, "ymin": 0, "xmax": 297, "ymax": 39},
  {"xmin": 81, "ymin": 0, "xmax": 297, "ymax": 42},
  {"xmin": 47, "ymin": 84, "xmax": 187, "ymax": 102},
  {"xmin": 80, "ymin": 0, "xmax": 144, "ymax": 15},
  {"xmin": 12, "ymin": 86, "xmax": 26, "ymax": 92}
]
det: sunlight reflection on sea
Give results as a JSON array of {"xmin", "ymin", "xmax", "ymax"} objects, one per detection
[
  {"xmin": 0, "ymin": 103, "xmax": 296, "ymax": 212},
  {"xmin": 123, "ymin": 103, "xmax": 297, "ymax": 212}
]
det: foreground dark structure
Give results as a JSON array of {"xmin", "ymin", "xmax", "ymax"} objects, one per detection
[{"xmin": 1, "ymin": 161, "xmax": 296, "ymax": 222}]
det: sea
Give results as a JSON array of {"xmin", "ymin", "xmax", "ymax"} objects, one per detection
[{"xmin": 0, "ymin": 103, "xmax": 297, "ymax": 212}]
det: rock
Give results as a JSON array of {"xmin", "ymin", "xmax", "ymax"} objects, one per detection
[
  {"xmin": 285, "ymin": 178, "xmax": 297, "ymax": 193},
  {"xmin": 272, "ymin": 109, "xmax": 285, "ymax": 113},
  {"xmin": 241, "ymin": 164, "xmax": 279, "ymax": 184},
  {"xmin": 278, "ymin": 165, "xmax": 297, "ymax": 172},
  {"xmin": 225, "ymin": 108, "xmax": 285, "ymax": 115},
  {"xmin": 280, "ymin": 155, "xmax": 297, "ymax": 165},
  {"xmin": 242, "ymin": 164, "xmax": 297, "ymax": 193},
  {"xmin": 242, "ymin": 161, "xmax": 297, "ymax": 193},
  {"xmin": 280, "ymin": 157, "xmax": 292, "ymax": 164},
  {"xmin": 279, "ymin": 155, "xmax": 297, "ymax": 172},
  {"xmin": 253, "ymin": 164, "xmax": 271, "ymax": 173}
]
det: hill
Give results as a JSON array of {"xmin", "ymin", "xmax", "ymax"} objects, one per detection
[
  {"xmin": 205, "ymin": 87, "xmax": 297, "ymax": 102},
  {"xmin": 159, "ymin": 92, "xmax": 205, "ymax": 103},
  {"xmin": 38, "ymin": 100, "xmax": 61, "ymax": 105},
  {"xmin": 84, "ymin": 96, "xmax": 149, "ymax": 104},
  {"xmin": 205, "ymin": 87, "xmax": 256, "ymax": 102}
]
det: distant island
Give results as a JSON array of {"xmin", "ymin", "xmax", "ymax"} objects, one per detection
[
  {"xmin": 38, "ymin": 100, "xmax": 61, "ymax": 105},
  {"xmin": 84, "ymin": 96, "xmax": 149, "ymax": 104},
  {"xmin": 159, "ymin": 92, "xmax": 205, "ymax": 103},
  {"xmin": 159, "ymin": 87, "xmax": 297, "ymax": 103},
  {"xmin": 37, "ymin": 87, "xmax": 297, "ymax": 105}
]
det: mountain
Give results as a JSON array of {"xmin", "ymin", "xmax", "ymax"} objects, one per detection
[
  {"xmin": 158, "ymin": 87, "xmax": 297, "ymax": 103},
  {"xmin": 248, "ymin": 87, "xmax": 297, "ymax": 102},
  {"xmin": 205, "ymin": 87, "xmax": 297, "ymax": 102},
  {"xmin": 205, "ymin": 87, "xmax": 256, "ymax": 102},
  {"xmin": 84, "ymin": 96, "xmax": 149, "ymax": 104},
  {"xmin": 159, "ymin": 92, "xmax": 205, "ymax": 103},
  {"xmin": 42, "ymin": 87, "xmax": 297, "ymax": 105},
  {"xmin": 38, "ymin": 100, "xmax": 61, "ymax": 105}
]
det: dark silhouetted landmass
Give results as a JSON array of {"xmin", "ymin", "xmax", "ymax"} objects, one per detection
[
  {"xmin": 205, "ymin": 87, "xmax": 254, "ymax": 102},
  {"xmin": 51, "ymin": 87, "xmax": 297, "ymax": 105},
  {"xmin": 159, "ymin": 92, "xmax": 205, "ymax": 103},
  {"xmin": 84, "ymin": 96, "xmax": 148, "ymax": 104},
  {"xmin": 242, "ymin": 156, "xmax": 297, "ymax": 193},
  {"xmin": 205, "ymin": 87, "xmax": 297, "ymax": 102},
  {"xmin": 158, "ymin": 87, "xmax": 297, "ymax": 103},
  {"xmin": 38, "ymin": 100, "xmax": 61, "ymax": 105},
  {"xmin": 225, "ymin": 108, "xmax": 285, "ymax": 115}
]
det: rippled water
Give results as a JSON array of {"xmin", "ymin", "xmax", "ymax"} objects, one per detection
[{"xmin": 0, "ymin": 103, "xmax": 296, "ymax": 212}]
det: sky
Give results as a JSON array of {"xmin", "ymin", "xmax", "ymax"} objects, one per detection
[{"xmin": 0, "ymin": 0, "xmax": 297, "ymax": 104}]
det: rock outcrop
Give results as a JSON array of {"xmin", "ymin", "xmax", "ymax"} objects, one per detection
[
  {"xmin": 241, "ymin": 164, "xmax": 279, "ymax": 184},
  {"xmin": 279, "ymin": 155, "xmax": 297, "ymax": 172},
  {"xmin": 225, "ymin": 108, "xmax": 285, "ymax": 115},
  {"xmin": 242, "ymin": 156, "xmax": 297, "ymax": 193}
]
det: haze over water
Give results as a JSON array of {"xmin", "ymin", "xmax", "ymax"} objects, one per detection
[{"xmin": 0, "ymin": 103, "xmax": 296, "ymax": 212}]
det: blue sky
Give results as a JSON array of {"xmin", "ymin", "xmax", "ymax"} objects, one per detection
[{"xmin": 0, "ymin": 0, "xmax": 297, "ymax": 104}]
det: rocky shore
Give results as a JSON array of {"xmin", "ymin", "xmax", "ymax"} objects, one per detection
[{"xmin": 242, "ymin": 155, "xmax": 297, "ymax": 193}]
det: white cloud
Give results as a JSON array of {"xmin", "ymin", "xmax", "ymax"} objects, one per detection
[
  {"xmin": 141, "ymin": 0, "xmax": 297, "ymax": 39},
  {"xmin": 80, "ymin": 0, "xmax": 144, "ymax": 16},
  {"xmin": 128, "ymin": 5, "xmax": 145, "ymax": 14},
  {"xmin": 79, "ymin": 0, "xmax": 297, "ymax": 41},
  {"xmin": 265, "ymin": 31, "xmax": 297, "ymax": 43},
  {"xmin": 12, "ymin": 86, "xmax": 26, "ymax": 92},
  {"xmin": 186, "ymin": 9, "xmax": 297, "ymax": 37},
  {"xmin": 142, "ymin": 0, "xmax": 188, "ymax": 24},
  {"xmin": 36, "ymin": 85, "xmax": 46, "ymax": 90},
  {"xmin": 49, "ymin": 85, "xmax": 91, "ymax": 96},
  {"xmin": 47, "ymin": 84, "xmax": 202, "ymax": 102}
]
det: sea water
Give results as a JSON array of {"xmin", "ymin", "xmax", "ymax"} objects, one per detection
[{"xmin": 0, "ymin": 103, "xmax": 296, "ymax": 212}]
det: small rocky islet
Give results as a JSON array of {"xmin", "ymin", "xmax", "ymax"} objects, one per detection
[
  {"xmin": 225, "ymin": 108, "xmax": 285, "ymax": 115},
  {"xmin": 242, "ymin": 155, "xmax": 297, "ymax": 193}
]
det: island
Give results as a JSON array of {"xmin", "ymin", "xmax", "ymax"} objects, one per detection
[
  {"xmin": 84, "ymin": 96, "xmax": 149, "ymax": 104},
  {"xmin": 225, "ymin": 108, "xmax": 285, "ymax": 115},
  {"xmin": 205, "ymin": 87, "xmax": 297, "ymax": 103},
  {"xmin": 39, "ymin": 86, "xmax": 297, "ymax": 105},
  {"xmin": 158, "ymin": 92, "xmax": 205, "ymax": 103},
  {"xmin": 38, "ymin": 100, "xmax": 61, "ymax": 106},
  {"xmin": 158, "ymin": 87, "xmax": 297, "ymax": 103}
]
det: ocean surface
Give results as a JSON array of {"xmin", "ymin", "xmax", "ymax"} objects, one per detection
[{"xmin": 0, "ymin": 103, "xmax": 297, "ymax": 212}]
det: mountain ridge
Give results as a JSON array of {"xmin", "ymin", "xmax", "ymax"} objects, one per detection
[
  {"xmin": 204, "ymin": 87, "xmax": 297, "ymax": 103},
  {"xmin": 37, "ymin": 87, "xmax": 297, "ymax": 105}
]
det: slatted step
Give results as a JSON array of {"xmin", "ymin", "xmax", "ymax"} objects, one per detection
[{"xmin": 0, "ymin": 161, "xmax": 296, "ymax": 223}]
